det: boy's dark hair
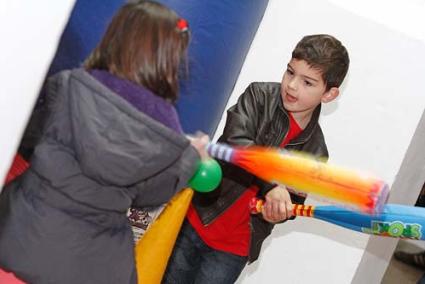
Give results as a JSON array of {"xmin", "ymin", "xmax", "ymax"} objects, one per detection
[
  {"xmin": 84, "ymin": 0, "xmax": 190, "ymax": 102},
  {"xmin": 292, "ymin": 34, "xmax": 349, "ymax": 90}
]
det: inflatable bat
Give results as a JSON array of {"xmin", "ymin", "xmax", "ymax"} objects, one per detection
[
  {"xmin": 207, "ymin": 143, "xmax": 389, "ymax": 214},
  {"xmin": 251, "ymin": 198, "xmax": 425, "ymax": 240}
]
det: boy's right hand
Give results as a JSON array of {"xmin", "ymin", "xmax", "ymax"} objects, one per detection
[
  {"xmin": 188, "ymin": 132, "xmax": 210, "ymax": 160},
  {"xmin": 261, "ymin": 185, "xmax": 293, "ymax": 223}
]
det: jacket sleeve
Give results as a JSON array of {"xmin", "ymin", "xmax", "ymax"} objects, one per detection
[
  {"xmin": 218, "ymin": 83, "xmax": 261, "ymax": 146},
  {"xmin": 217, "ymin": 83, "xmax": 277, "ymax": 196},
  {"xmin": 30, "ymin": 71, "xmax": 201, "ymax": 212},
  {"xmin": 130, "ymin": 145, "xmax": 199, "ymax": 208},
  {"xmin": 66, "ymin": 73, "xmax": 198, "ymax": 188}
]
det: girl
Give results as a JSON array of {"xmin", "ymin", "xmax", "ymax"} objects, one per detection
[{"xmin": 0, "ymin": 1, "xmax": 208, "ymax": 283}]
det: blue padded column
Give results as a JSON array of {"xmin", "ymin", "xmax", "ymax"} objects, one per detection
[
  {"xmin": 48, "ymin": 1, "xmax": 124, "ymax": 76},
  {"xmin": 157, "ymin": 0, "xmax": 268, "ymax": 135},
  {"xmin": 48, "ymin": 0, "xmax": 269, "ymax": 135}
]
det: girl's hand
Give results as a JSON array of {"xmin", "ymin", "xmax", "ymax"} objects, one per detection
[{"xmin": 188, "ymin": 132, "xmax": 210, "ymax": 160}]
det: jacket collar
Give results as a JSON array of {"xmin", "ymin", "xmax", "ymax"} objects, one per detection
[
  {"xmin": 292, "ymin": 104, "xmax": 321, "ymax": 145},
  {"xmin": 88, "ymin": 69, "xmax": 183, "ymax": 134},
  {"xmin": 276, "ymin": 93, "xmax": 322, "ymax": 145}
]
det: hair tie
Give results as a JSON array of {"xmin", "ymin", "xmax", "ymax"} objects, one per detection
[{"xmin": 176, "ymin": 18, "xmax": 189, "ymax": 32}]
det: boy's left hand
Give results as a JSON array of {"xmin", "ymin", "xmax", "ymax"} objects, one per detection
[{"xmin": 261, "ymin": 185, "xmax": 293, "ymax": 223}]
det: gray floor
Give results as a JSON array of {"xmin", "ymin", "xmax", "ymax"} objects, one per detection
[{"xmin": 382, "ymin": 240, "xmax": 425, "ymax": 284}]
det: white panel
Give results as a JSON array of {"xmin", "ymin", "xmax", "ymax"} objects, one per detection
[
  {"xmin": 213, "ymin": 0, "xmax": 425, "ymax": 283},
  {"xmin": 353, "ymin": 110, "xmax": 425, "ymax": 283},
  {"xmin": 0, "ymin": 0, "xmax": 76, "ymax": 189}
]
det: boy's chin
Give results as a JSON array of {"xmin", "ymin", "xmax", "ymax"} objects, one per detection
[
  {"xmin": 283, "ymin": 103, "xmax": 317, "ymax": 117},
  {"xmin": 283, "ymin": 101, "xmax": 298, "ymax": 111}
]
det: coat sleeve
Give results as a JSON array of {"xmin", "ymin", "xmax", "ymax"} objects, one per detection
[
  {"xmin": 129, "ymin": 145, "xmax": 199, "ymax": 208},
  {"xmin": 217, "ymin": 83, "xmax": 277, "ymax": 197},
  {"xmin": 67, "ymin": 74, "xmax": 198, "ymax": 188},
  {"xmin": 218, "ymin": 83, "xmax": 261, "ymax": 146},
  {"xmin": 29, "ymin": 71, "xmax": 201, "ymax": 212}
]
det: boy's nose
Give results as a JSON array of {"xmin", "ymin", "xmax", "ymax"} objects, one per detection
[{"xmin": 288, "ymin": 77, "xmax": 298, "ymax": 90}]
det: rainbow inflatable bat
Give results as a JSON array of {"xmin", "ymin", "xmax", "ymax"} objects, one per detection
[
  {"xmin": 207, "ymin": 143, "xmax": 389, "ymax": 214},
  {"xmin": 250, "ymin": 198, "xmax": 425, "ymax": 240}
]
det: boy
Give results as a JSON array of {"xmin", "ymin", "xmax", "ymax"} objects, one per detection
[{"xmin": 164, "ymin": 34, "xmax": 350, "ymax": 283}]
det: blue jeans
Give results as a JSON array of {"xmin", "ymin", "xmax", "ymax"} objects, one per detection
[
  {"xmin": 418, "ymin": 273, "xmax": 425, "ymax": 284},
  {"xmin": 163, "ymin": 220, "xmax": 248, "ymax": 284}
]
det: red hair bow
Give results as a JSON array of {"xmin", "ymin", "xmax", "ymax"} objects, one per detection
[{"xmin": 176, "ymin": 18, "xmax": 189, "ymax": 32}]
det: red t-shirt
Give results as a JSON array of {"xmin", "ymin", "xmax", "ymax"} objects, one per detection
[
  {"xmin": 4, "ymin": 154, "xmax": 29, "ymax": 185},
  {"xmin": 187, "ymin": 113, "xmax": 302, "ymax": 256}
]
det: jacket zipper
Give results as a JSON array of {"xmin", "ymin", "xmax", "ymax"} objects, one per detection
[{"xmin": 203, "ymin": 196, "xmax": 242, "ymax": 226}]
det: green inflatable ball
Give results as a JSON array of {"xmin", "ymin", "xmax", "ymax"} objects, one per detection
[{"xmin": 188, "ymin": 158, "xmax": 222, "ymax": 192}]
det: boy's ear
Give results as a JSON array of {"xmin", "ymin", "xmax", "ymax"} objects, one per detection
[{"xmin": 321, "ymin": 87, "xmax": 339, "ymax": 103}]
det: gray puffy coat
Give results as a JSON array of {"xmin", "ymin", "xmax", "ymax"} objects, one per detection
[{"xmin": 0, "ymin": 69, "xmax": 199, "ymax": 284}]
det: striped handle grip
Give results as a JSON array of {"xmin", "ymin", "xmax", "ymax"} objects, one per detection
[
  {"xmin": 249, "ymin": 197, "xmax": 315, "ymax": 217},
  {"xmin": 206, "ymin": 142, "xmax": 234, "ymax": 162}
]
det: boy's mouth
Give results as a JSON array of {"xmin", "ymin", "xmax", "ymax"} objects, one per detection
[{"xmin": 285, "ymin": 92, "xmax": 298, "ymax": 103}]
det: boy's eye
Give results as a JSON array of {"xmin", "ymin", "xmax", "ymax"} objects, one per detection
[
  {"xmin": 287, "ymin": 69, "xmax": 294, "ymax": 75},
  {"xmin": 304, "ymin": 80, "xmax": 313, "ymax": 86}
]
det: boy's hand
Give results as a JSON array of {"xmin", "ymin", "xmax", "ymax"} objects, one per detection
[{"xmin": 261, "ymin": 185, "xmax": 293, "ymax": 223}]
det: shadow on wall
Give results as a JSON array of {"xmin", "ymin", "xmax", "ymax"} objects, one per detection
[
  {"xmin": 236, "ymin": 210, "xmax": 369, "ymax": 283},
  {"xmin": 321, "ymin": 72, "xmax": 350, "ymax": 117}
]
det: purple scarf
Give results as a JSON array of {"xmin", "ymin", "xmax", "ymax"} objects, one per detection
[{"xmin": 89, "ymin": 69, "xmax": 183, "ymax": 134}]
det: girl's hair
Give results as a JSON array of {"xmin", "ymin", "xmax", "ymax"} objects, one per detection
[
  {"xmin": 292, "ymin": 34, "xmax": 349, "ymax": 90},
  {"xmin": 84, "ymin": 0, "xmax": 190, "ymax": 102}
]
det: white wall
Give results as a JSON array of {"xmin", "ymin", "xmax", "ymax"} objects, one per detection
[
  {"xmin": 213, "ymin": 0, "xmax": 425, "ymax": 283},
  {"xmin": 2, "ymin": 1, "xmax": 425, "ymax": 282},
  {"xmin": 0, "ymin": 1, "xmax": 75, "ymax": 190}
]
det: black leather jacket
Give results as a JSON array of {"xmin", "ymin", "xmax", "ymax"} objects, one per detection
[{"xmin": 192, "ymin": 82, "xmax": 329, "ymax": 262}]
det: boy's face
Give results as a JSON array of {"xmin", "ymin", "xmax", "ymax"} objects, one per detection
[{"xmin": 281, "ymin": 59, "xmax": 339, "ymax": 122}]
